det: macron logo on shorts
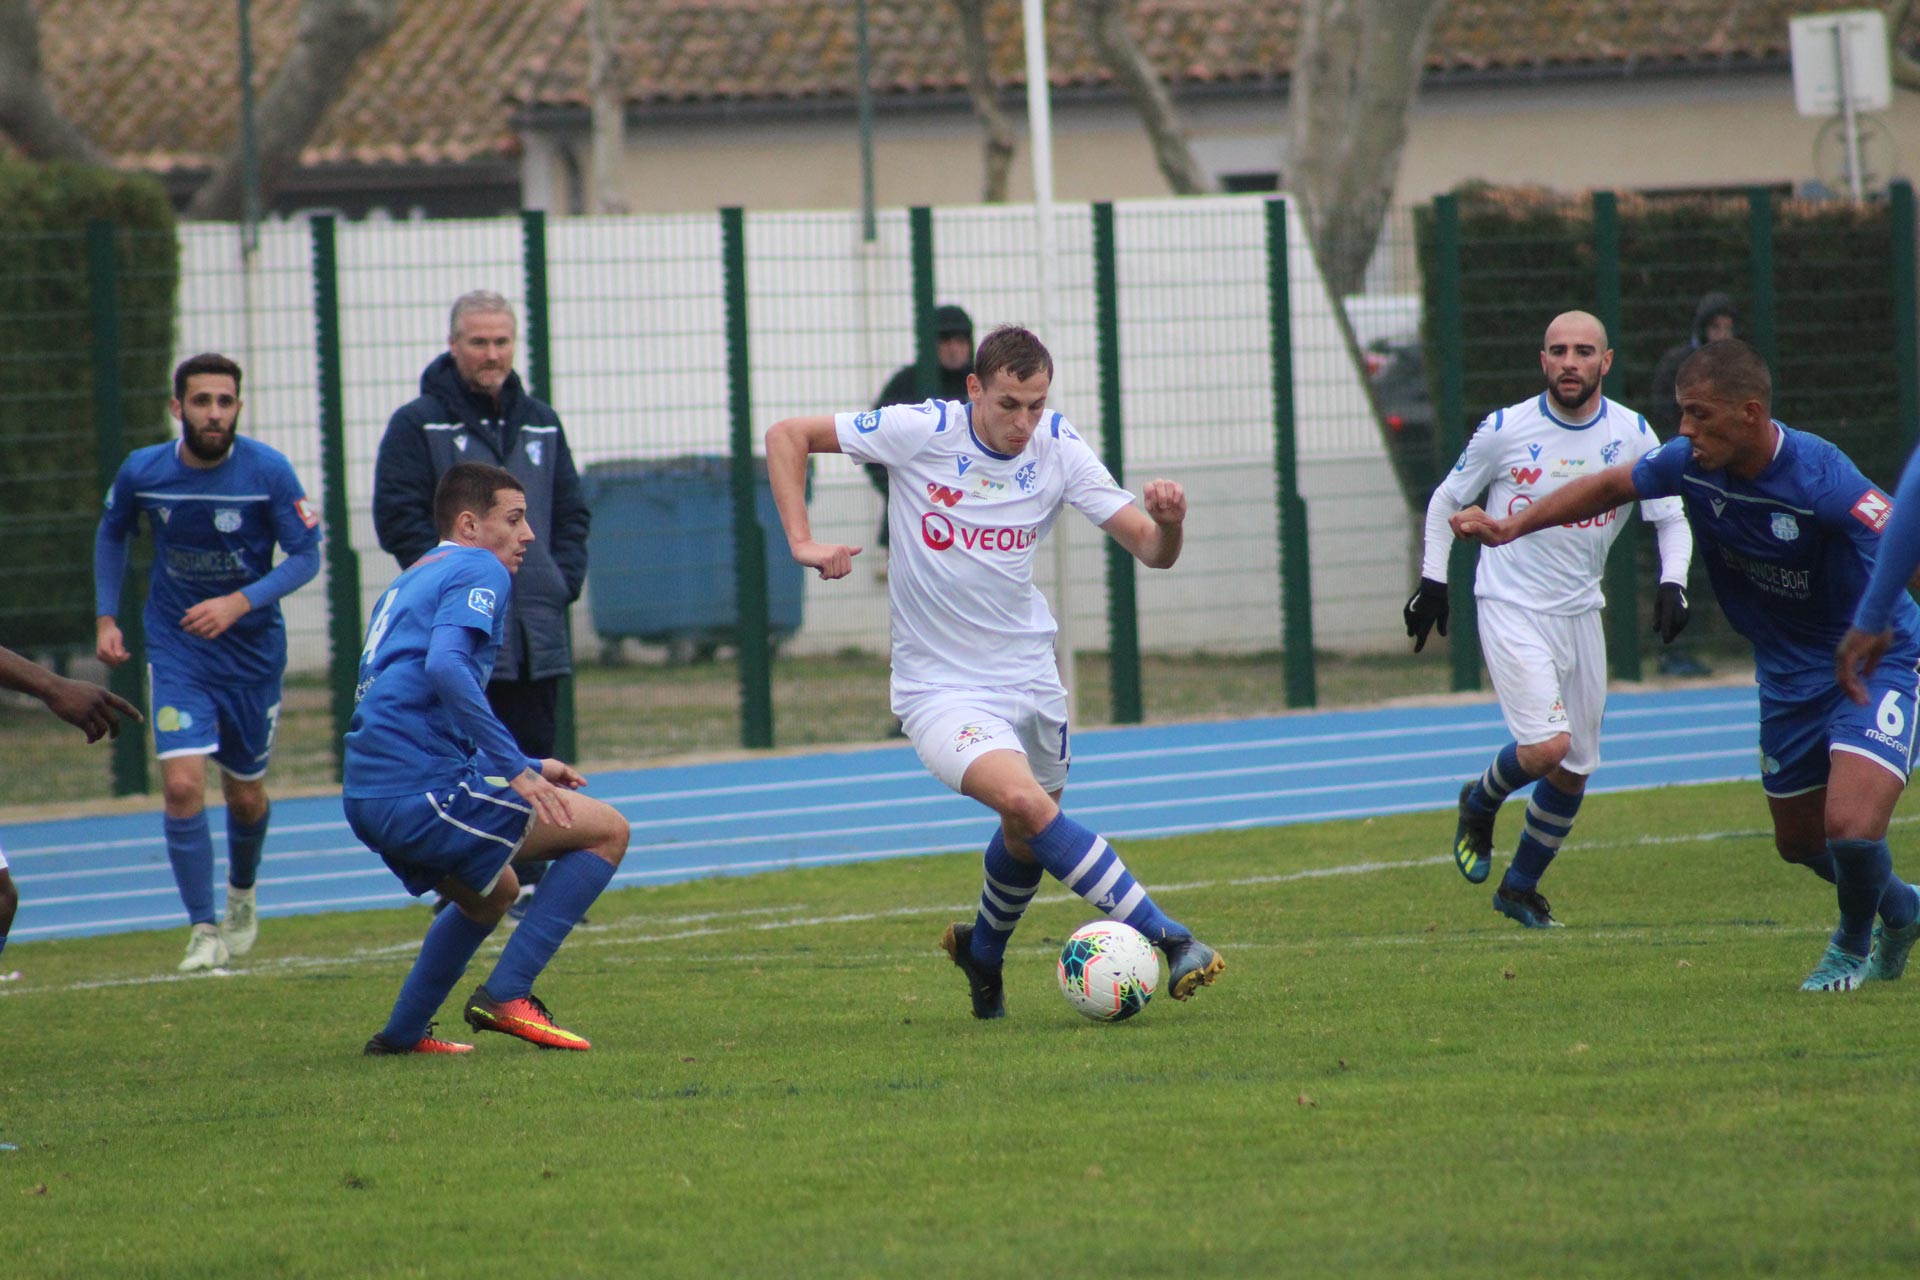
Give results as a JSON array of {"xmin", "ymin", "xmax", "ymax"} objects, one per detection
[
  {"xmin": 1852, "ymin": 489, "xmax": 1892, "ymax": 533},
  {"xmin": 468, "ymin": 587, "xmax": 497, "ymax": 617}
]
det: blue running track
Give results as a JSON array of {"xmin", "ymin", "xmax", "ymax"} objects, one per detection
[{"xmin": 1, "ymin": 684, "xmax": 1760, "ymax": 942}]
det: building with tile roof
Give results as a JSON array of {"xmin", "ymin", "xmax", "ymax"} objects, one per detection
[{"xmin": 16, "ymin": 0, "xmax": 1920, "ymax": 217}]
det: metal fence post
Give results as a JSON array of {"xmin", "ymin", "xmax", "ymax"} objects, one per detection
[
  {"xmin": 1092, "ymin": 202, "xmax": 1142, "ymax": 723},
  {"xmin": 909, "ymin": 206, "xmax": 938, "ymax": 398},
  {"xmin": 1747, "ymin": 188, "xmax": 1778, "ymax": 371},
  {"xmin": 1267, "ymin": 198, "xmax": 1316, "ymax": 708},
  {"xmin": 1891, "ymin": 180, "xmax": 1919, "ymax": 447},
  {"xmin": 521, "ymin": 210, "xmax": 577, "ymax": 762},
  {"xmin": 722, "ymin": 207, "xmax": 774, "ymax": 748},
  {"xmin": 1592, "ymin": 190, "xmax": 1641, "ymax": 681},
  {"xmin": 1432, "ymin": 193, "xmax": 1480, "ymax": 692},
  {"xmin": 310, "ymin": 216, "xmax": 363, "ymax": 780},
  {"xmin": 88, "ymin": 221, "xmax": 148, "ymax": 796}
]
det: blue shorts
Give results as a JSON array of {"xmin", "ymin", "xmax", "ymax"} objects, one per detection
[
  {"xmin": 148, "ymin": 663, "xmax": 282, "ymax": 780},
  {"xmin": 1759, "ymin": 666, "xmax": 1920, "ymax": 797},
  {"xmin": 344, "ymin": 776, "xmax": 535, "ymax": 898}
]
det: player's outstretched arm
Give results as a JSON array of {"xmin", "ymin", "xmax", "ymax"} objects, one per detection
[
  {"xmin": 766, "ymin": 415, "xmax": 862, "ymax": 580},
  {"xmin": 0, "ymin": 645, "xmax": 142, "ymax": 743},
  {"xmin": 1836, "ymin": 627, "xmax": 1894, "ymax": 706},
  {"xmin": 1100, "ymin": 479, "xmax": 1185, "ymax": 569},
  {"xmin": 1452, "ymin": 465, "xmax": 1640, "ymax": 546}
]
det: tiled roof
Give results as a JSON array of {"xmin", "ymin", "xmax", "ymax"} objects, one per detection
[
  {"xmin": 34, "ymin": 0, "xmax": 563, "ymax": 172},
  {"xmin": 515, "ymin": 0, "xmax": 1920, "ymax": 109},
  {"xmin": 22, "ymin": 1, "xmax": 1920, "ymax": 172}
]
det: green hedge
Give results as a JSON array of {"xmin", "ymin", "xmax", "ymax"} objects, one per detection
[
  {"xmin": 0, "ymin": 161, "xmax": 178, "ymax": 651},
  {"xmin": 1416, "ymin": 184, "xmax": 1908, "ymax": 488}
]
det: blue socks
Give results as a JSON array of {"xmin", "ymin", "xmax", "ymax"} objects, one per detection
[
  {"xmin": 1502, "ymin": 778, "xmax": 1584, "ymax": 893},
  {"xmin": 485, "ymin": 851, "xmax": 615, "ymax": 1001},
  {"xmin": 1794, "ymin": 848, "xmax": 1919, "ymax": 930},
  {"xmin": 968, "ymin": 829, "xmax": 1043, "ymax": 969},
  {"xmin": 381, "ymin": 906, "xmax": 496, "ymax": 1047},
  {"xmin": 226, "ymin": 807, "xmax": 269, "ymax": 891},
  {"xmin": 1468, "ymin": 742, "xmax": 1536, "ymax": 816},
  {"xmin": 1829, "ymin": 837, "xmax": 1892, "ymax": 957},
  {"xmin": 164, "ymin": 812, "xmax": 217, "ymax": 926},
  {"xmin": 1025, "ymin": 812, "xmax": 1187, "ymax": 944}
]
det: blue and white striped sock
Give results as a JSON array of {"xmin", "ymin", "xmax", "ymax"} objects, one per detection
[
  {"xmin": 1468, "ymin": 742, "xmax": 1537, "ymax": 816},
  {"xmin": 1502, "ymin": 777, "xmax": 1583, "ymax": 893},
  {"xmin": 1027, "ymin": 812, "xmax": 1187, "ymax": 944},
  {"xmin": 969, "ymin": 829, "xmax": 1042, "ymax": 969}
]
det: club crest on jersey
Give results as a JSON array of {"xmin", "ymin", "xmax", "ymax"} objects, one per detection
[
  {"xmin": 1601, "ymin": 440, "xmax": 1622, "ymax": 465},
  {"xmin": 467, "ymin": 587, "xmax": 497, "ymax": 617},
  {"xmin": 1510, "ymin": 466, "xmax": 1542, "ymax": 486},
  {"xmin": 1016, "ymin": 461, "xmax": 1037, "ymax": 493},
  {"xmin": 1770, "ymin": 512, "xmax": 1800, "ymax": 541},
  {"xmin": 957, "ymin": 456, "xmax": 972, "ymax": 477},
  {"xmin": 525, "ymin": 440, "xmax": 543, "ymax": 466},
  {"xmin": 1852, "ymin": 490, "xmax": 1893, "ymax": 532},
  {"xmin": 926, "ymin": 483, "xmax": 964, "ymax": 507},
  {"xmin": 853, "ymin": 410, "xmax": 881, "ymax": 433},
  {"xmin": 213, "ymin": 508, "xmax": 242, "ymax": 533}
]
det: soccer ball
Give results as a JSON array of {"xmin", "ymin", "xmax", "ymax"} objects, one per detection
[{"xmin": 1057, "ymin": 920, "xmax": 1160, "ymax": 1022}]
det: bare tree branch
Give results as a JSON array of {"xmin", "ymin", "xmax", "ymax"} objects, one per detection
[
  {"xmin": 185, "ymin": 0, "xmax": 402, "ymax": 220},
  {"xmin": 1887, "ymin": 0, "xmax": 1920, "ymax": 90},
  {"xmin": 1288, "ymin": 0, "xmax": 1444, "ymax": 297},
  {"xmin": 1071, "ymin": 0, "xmax": 1213, "ymax": 195},
  {"xmin": 949, "ymin": 0, "xmax": 1017, "ymax": 202},
  {"xmin": 0, "ymin": 0, "xmax": 106, "ymax": 164},
  {"xmin": 588, "ymin": 0, "xmax": 629, "ymax": 214}
]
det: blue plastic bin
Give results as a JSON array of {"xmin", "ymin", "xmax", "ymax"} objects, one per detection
[{"xmin": 583, "ymin": 456, "xmax": 804, "ymax": 661}]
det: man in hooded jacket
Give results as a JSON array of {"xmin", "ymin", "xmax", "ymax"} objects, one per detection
[{"xmin": 373, "ymin": 291, "xmax": 591, "ymax": 895}]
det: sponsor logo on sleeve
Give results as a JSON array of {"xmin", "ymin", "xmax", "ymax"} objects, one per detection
[
  {"xmin": 1851, "ymin": 489, "xmax": 1892, "ymax": 532},
  {"xmin": 853, "ymin": 410, "xmax": 881, "ymax": 433},
  {"xmin": 295, "ymin": 496, "xmax": 319, "ymax": 528},
  {"xmin": 467, "ymin": 587, "xmax": 497, "ymax": 617}
]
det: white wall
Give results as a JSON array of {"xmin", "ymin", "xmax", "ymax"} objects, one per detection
[{"xmin": 173, "ymin": 194, "xmax": 1410, "ymax": 675}]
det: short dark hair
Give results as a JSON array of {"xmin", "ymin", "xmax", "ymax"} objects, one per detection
[
  {"xmin": 434, "ymin": 462, "xmax": 524, "ymax": 536},
  {"xmin": 173, "ymin": 353, "xmax": 243, "ymax": 401},
  {"xmin": 1675, "ymin": 338, "xmax": 1771, "ymax": 408},
  {"xmin": 972, "ymin": 325, "xmax": 1052, "ymax": 387}
]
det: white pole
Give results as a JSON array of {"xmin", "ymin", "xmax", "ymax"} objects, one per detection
[
  {"xmin": 1020, "ymin": 0, "xmax": 1077, "ymax": 711},
  {"xmin": 1835, "ymin": 24, "xmax": 1863, "ymax": 203}
]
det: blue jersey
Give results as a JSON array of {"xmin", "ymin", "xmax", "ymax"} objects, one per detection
[
  {"xmin": 1631, "ymin": 425, "xmax": 1920, "ymax": 699},
  {"xmin": 97, "ymin": 437, "xmax": 321, "ymax": 683},
  {"xmin": 344, "ymin": 544, "xmax": 522, "ymax": 798}
]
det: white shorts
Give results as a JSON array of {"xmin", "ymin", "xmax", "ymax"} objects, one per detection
[
  {"xmin": 1477, "ymin": 598, "xmax": 1606, "ymax": 776},
  {"xmin": 895, "ymin": 680, "xmax": 1071, "ymax": 795}
]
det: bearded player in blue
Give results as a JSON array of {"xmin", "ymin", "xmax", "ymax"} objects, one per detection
[
  {"xmin": 347, "ymin": 463, "xmax": 629, "ymax": 1055},
  {"xmin": 95, "ymin": 354, "xmax": 322, "ymax": 973},
  {"xmin": 1453, "ymin": 339, "xmax": 1920, "ymax": 992}
]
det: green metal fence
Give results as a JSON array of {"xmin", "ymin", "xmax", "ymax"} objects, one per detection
[{"xmin": 12, "ymin": 185, "xmax": 1918, "ymax": 802}]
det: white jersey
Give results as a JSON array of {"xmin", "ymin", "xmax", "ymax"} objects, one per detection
[
  {"xmin": 836, "ymin": 398, "xmax": 1133, "ymax": 691},
  {"xmin": 1426, "ymin": 393, "xmax": 1681, "ymax": 615}
]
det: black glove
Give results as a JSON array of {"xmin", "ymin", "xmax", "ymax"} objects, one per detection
[
  {"xmin": 1653, "ymin": 582, "xmax": 1690, "ymax": 644},
  {"xmin": 1403, "ymin": 577, "xmax": 1450, "ymax": 653}
]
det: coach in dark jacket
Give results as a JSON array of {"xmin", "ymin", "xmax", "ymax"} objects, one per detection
[{"xmin": 372, "ymin": 290, "xmax": 590, "ymax": 766}]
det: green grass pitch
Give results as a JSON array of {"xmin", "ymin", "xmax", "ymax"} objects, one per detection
[{"xmin": 5, "ymin": 780, "xmax": 1920, "ymax": 1278}]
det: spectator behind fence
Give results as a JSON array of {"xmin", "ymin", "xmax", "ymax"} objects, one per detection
[
  {"xmin": 94, "ymin": 353, "xmax": 323, "ymax": 972},
  {"xmin": 864, "ymin": 304, "xmax": 974, "ymax": 570},
  {"xmin": 372, "ymin": 292, "xmax": 591, "ymax": 918},
  {"xmin": 1643, "ymin": 291, "xmax": 1738, "ymax": 678}
]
